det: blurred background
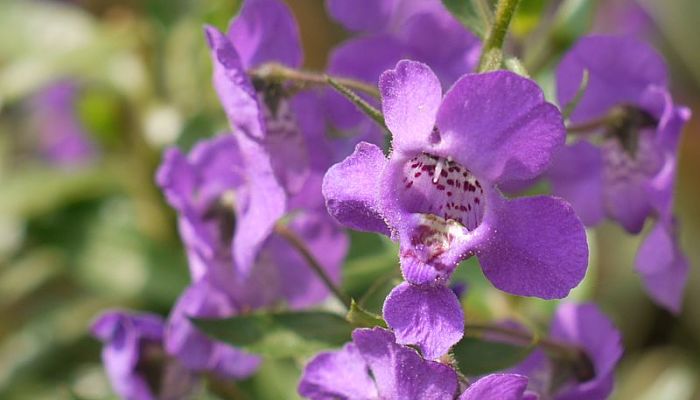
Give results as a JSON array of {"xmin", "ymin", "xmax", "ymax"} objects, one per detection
[{"xmin": 0, "ymin": 0, "xmax": 698, "ymax": 398}]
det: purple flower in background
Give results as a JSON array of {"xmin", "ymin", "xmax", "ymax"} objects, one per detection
[
  {"xmin": 298, "ymin": 327, "xmax": 459, "ymax": 399},
  {"xmin": 203, "ymin": 0, "xmax": 324, "ymax": 275},
  {"xmin": 157, "ymin": 134, "xmax": 348, "ymax": 378},
  {"xmin": 91, "ymin": 311, "xmax": 197, "ymax": 400},
  {"xmin": 510, "ymin": 303, "xmax": 622, "ymax": 400},
  {"xmin": 324, "ymin": 0, "xmax": 480, "ymax": 157},
  {"xmin": 551, "ymin": 35, "xmax": 690, "ymax": 312},
  {"xmin": 324, "ymin": 60, "xmax": 588, "ymax": 358},
  {"xmin": 593, "ymin": 0, "xmax": 653, "ymax": 37},
  {"xmin": 30, "ymin": 80, "xmax": 96, "ymax": 166}
]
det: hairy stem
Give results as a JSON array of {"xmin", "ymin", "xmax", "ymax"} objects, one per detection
[
  {"xmin": 478, "ymin": 0, "xmax": 522, "ymax": 72},
  {"xmin": 250, "ymin": 63, "xmax": 380, "ymax": 99},
  {"xmin": 274, "ymin": 223, "xmax": 352, "ymax": 309}
]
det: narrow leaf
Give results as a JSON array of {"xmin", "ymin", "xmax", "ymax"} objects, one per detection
[
  {"xmin": 193, "ymin": 311, "xmax": 353, "ymax": 358},
  {"xmin": 562, "ymin": 69, "xmax": 589, "ymax": 120},
  {"xmin": 452, "ymin": 336, "xmax": 535, "ymax": 375},
  {"xmin": 346, "ymin": 300, "xmax": 387, "ymax": 328}
]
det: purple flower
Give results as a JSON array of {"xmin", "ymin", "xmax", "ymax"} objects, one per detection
[
  {"xmin": 298, "ymin": 327, "xmax": 460, "ymax": 399},
  {"xmin": 510, "ymin": 303, "xmax": 623, "ymax": 400},
  {"xmin": 324, "ymin": 60, "xmax": 588, "ymax": 358},
  {"xmin": 91, "ymin": 311, "xmax": 197, "ymax": 400},
  {"xmin": 324, "ymin": 0, "xmax": 480, "ymax": 158},
  {"xmin": 30, "ymin": 80, "xmax": 97, "ymax": 166},
  {"xmin": 203, "ymin": 0, "xmax": 333, "ymax": 275},
  {"xmin": 157, "ymin": 134, "xmax": 348, "ymax": 378},
  {"xmin": 550, "ymin": 35, "xmax": 690, "ymax": 312}
]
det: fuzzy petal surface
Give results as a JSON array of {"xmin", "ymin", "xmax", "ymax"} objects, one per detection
[
  {"xmin": 383, "ymin": 282, "xmax": 464, "ymax": 359},
  {"xmin": 436, "ymin": 71, "xmax": 565, "ymax": 184},
  {"xmin": 459, "ymin": 374, "xmax": 529, "ymax": 400},
  {"xmin": 322, "ymin": 142, "xmax": 390, "ymax": 235},
  {"xmin": 477, "ymin": 196, "xmax": 588, "ymax": 299},
  {"xmin": 380, "ymin": 60, "xmax": 443, "ymax": 153}
]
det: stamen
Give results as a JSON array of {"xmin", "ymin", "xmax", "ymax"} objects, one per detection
[{"xmin": 433, "ymin": 158, "xmax": 445, "ymax": 184}]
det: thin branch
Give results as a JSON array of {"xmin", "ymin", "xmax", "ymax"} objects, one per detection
[
  {"xmin": 478, "ymin": 0, "xmax": 522, "ymax": 72},
  {"xmin": 274, "ymin": 223, "xmax": 352, "ymax": 309}
]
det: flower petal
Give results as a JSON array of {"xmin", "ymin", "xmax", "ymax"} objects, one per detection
[
  {"xmin": 550, "ymin": 303, "xmax": 622, "ymax": 400},
  {"xmin": 322, "ymin": 142, "xmax": 391, "ymax": 235},
  {"xmin": 298, "ymin": 343, "xmax": 378, "ymax": 400},
  {"xmin": 635, "ymin": 220, "xmax": 688, "ymax": 313},
  {"xmin": 353, "ymin": 327, "xmax": 459, "ymax": 398},
  {"xmin": 228, "ymin": 0, "xmax": 302, "ymax": 69},
  {"xmin": 459, "ymin": 374, "xmax": 529, "ymax": 400},
  {"xmin": 436, "ymin": 71, "xmax": 565, "ymax": 184},
  {"xmin": 477, "ymin": 195, "xmax": 588, "ymax": 299},
  {"xmin": 326, "ymin": 0, "xmax": 397, "ymax": 32},
  {"xmin": 382, "ymin": 282, "xmax": 464, "ymax": 359},
  {"xmin": 557, "ymin": 35, "xmax": 668, "ymax": 124},
  {"xmin": 548, "ymin": 141, "xmax": 604, "ymax": 227},
  {"xmin": 380, "ymin": 60, "xmax": 443, "ymax": 153}
]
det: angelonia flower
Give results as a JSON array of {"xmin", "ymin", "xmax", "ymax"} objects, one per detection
[
  {"xmin": 324, "ymin": 60, "xmax": 588, "ymax": 358},
  {"xmin": 90, "ymin": 311, "xmax": 198, "ymax": 400},
  {"xmin": 298, "ymin": 326, "xmax": 531, "ymax": 400},
  {"xmin": 30, "ymin": 80, "xmax": 97, "ymax": 166},
  {"xmin": 323, "ymin": 0, "xmax": 481, "ymax": 158},
  {"xmin": 155, "ymin": 0, "xmax": 348, "ymax": 381},
  {"xmin": 549, "ymin": 35, "xmax": 691, "ymax": 312},
  {"xmin": 510, "ymin": 303, "xmax": 623, "ymax": 400}
]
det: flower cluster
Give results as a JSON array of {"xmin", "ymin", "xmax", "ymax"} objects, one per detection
[{"xmin": 87, "ymin": 0, "xmax": 690, "ymax": 399}]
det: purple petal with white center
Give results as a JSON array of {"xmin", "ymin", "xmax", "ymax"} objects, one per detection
[
  {"xmin": 548, "ymin": 141, "xmax": 605, "ymax": 227},
  {"xmin": 322, "ymin": 142, "xmax": 391, "ymax": 235},
  {"xmin": 228, "ymin": 0, "xmax": 302, "ymax": 69},
  {"xmin": 476, "ymin": 195, "xmax": 588, "ymax": 299},
  {"xmin": 298, "ymin": 343, "xmax": 378, "ymax": 400},
  {"xmin": 635, "ymin": 219, "xmax": 688, "ymax": 313},
  {"xmin": 353, "ymin": 327, "xmax": 459, "ymax": 399},
  {"xmin": 326, "ymin": 0, "xmax": 397, "ymax": 32},
  {"xmin": 459, "ymin": 374, "xmax": 529, "ymax": 400},
  {"xmin": 383, "ymin": 282, "xmax": 464, "ymax": 359},
  {"xmin": 550, "ymin": 303, "xmax": 622, "ymax": 400},
  {"xmin": 435, "ymin": 71, "xmax": 565, "ymax": 184},
  {"xmin": 379, "ymin": 60, "xmax": 442, "ymax": 153},
  {"xmin": 556, "ymin": 35, "xmax": 668, "ymax": 124},
  {"xmin": 205, "ymin": 26, "xmax": 287, "ymax": 275}
]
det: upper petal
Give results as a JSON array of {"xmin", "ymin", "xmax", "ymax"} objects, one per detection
[
  {"xmin": 298, "ymin": 342, "xmax": 378, "ymax": 400},
  {"xmin": 476, "ymin": 195, "xmax": 588, "ymax": 299},
  {"xmin": 322, "ymin": 142, "xmax": 391, "ymax": 235},
  {"xmin": 326, "ymin": 0, "xmax": 397, "ymax": 32},
  {"xmin": 556, "ymin": 35, "xmax": 668, "ymax": 123},
  {"xmin": 228, "ymin": 0, "xmax": 302, "ymax": 69},
  {"xmin": 353, "ymin": 327, "xmax": 459, "ymax": 399},
  {"xmin": 382, "ymin": 282, "xmax": 464, "ymax": 360},
  {"xmin": 380, "ymin": 60, "xmax": 443, "ymax": 154},
  {"xmin": 435, "ymin": 71, "xmax": 565, "ymax": 184},
  {"xmin": 459, "ymin": 374, "xmax": 529, "ymax": 400}
]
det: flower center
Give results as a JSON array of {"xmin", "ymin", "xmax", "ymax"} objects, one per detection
[
  {"xmin": 602, "ymin": 125, "xmax": 662, "ymax": 186},
  {"xmin": 401, "ymin": 153, "xmax": 486, "ymax": 231},
  {"xmin": 603, "ymin": 104, "xmax": 657, "ymax": 156}
]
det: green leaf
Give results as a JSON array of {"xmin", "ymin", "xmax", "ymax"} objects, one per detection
[
  {"xmin": 562, "ymin": 69, "xmax": 589, "ymax": 120},
  {"xmin": 452, "ymin": 336, "xmax": 535, "ymax": 375},
  {"xmin": 442, "ymin": 0, "xmax": 492, "ymax": 38},
  {"xmin": 193, "ymin": 311, "xmax": 353, "ymax": 358},
  {"xmin": 346, "ymin": 300, "xmax": 387, "ymax": 328}
]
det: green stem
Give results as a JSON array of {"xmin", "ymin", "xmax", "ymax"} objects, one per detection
[
  {"xmin": 274, "ymin": 223, "xmax": 352, "ymax": 309},
  {"xmin": 250, "ymin": 63, "xmax": 380, "ymax": 99},
  {"xmin": 325, "ymin": 76, "xmax": 388, "ymax": 131},
  {"xmin": 478, "ymin": 0, "xmax": 522, "ymax": 72}
]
